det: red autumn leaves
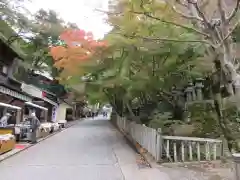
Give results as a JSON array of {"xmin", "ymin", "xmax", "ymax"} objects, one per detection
[{"xmin": 50, "ymin": 29, "xmax": 108, "ymax": 71}]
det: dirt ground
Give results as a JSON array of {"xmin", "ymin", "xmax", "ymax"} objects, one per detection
[{"xmin": 157, "ymin": 161, "xmax": 234, "ymax": 180}]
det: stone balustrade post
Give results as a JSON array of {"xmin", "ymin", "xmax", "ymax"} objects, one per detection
[
  {"xmin": 156, "ymin": 128, "xmax": 162, "ymax": 162},
  {"xmin": 233, "ymin": 153, "xmax": 240, "ymax": 180},
  {"xmin": 235, "ymin": 84, "xmax": 240, "ymax": 96}
]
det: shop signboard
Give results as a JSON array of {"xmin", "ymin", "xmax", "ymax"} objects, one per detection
[
  {"xmin": 21, "ymin": 83, "xmax": 42, "ymax": 98},
  {"xmin": 41, "ymin": 92, "xmax": 58, "ymax": 106},
  {"xmin": 21, "ymin": 83, "xmax": 58, "ymax": 106},
  {"xmin": 0, "ymin": 85, "xmax": 32, "ymax": 102}
]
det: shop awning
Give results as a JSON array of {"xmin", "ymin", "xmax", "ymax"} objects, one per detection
[
  {"xmin": 25, "ymin": 102, "xmax": 48, "ymax": 111},
  {"xmin": 0, "ymin": 102, "xmax": 21, "ymax": 110},
  {"xmin": 21, "ymin": 83, "xmax": 58, "ymax": 106}
]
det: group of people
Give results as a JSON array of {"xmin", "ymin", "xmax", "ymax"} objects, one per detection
[
  {"xmin": 82, "ymin": 104, "xmax": 111, "ymax": 118},
  {"xmin": 0, "ymin": 110, "xmax": 41, "ymax": 144},
  {"xmin": 102, "ymin": 111, "xmax": 108, "ymax": 117},
  {"xmin": 82, "ymin": 111, "xmax": 108, "ymax": 118}
]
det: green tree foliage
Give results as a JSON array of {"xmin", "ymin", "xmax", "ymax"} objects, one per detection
[
  {"xmin": 78, "ymin": 0, "xmax": 209, "ymax": 123},
  {"xmin": 22, "ymin": 9, "xmax": 66, "ymax": 76},
  {"xmin": 1, "ymin": 1, "xmax": 79, "ymax": 77},
  {"xmin": 84, "ymin": 0, "xmax": 240, "ymax": 152}
]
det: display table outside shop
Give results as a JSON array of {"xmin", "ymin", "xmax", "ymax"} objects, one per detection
[
  {"xmin": 36, "ymin": 123, "xmax": 52, "ymax": 139},
  {"xmin": 0, "ymin": 127, "xmax": 14, "ymax": 135},
  {"xmin": 24, "ymin": 123, "xmax": 52, "ymax": 141},
  {"xmin": 21, "ymin": 122, "xmax": 61, "ymax": 141},
  {"xmin": 0, "ymin": 134, "xmax": 15, "ymax": 154},
  {"xmin": 58, "ymin": 120, "xmax": 67, "ymax": 128}
]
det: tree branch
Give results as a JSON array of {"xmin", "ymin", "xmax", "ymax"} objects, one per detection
[
  {"xmin": 95, "ymin": 9, "xmax": 122, "ymax": 16},
  {"xmin": 132, "ymin": 11, "xmax": 210, "ymax": 38},
  {"xmin": 199, "ymin": 0, "xmax": 210, "ymax": 10},
  {"xmin": 217, "ymin": 21, "xmax": 240, "ymax": 48},
  {"xmin": 175, "ymin": 0, "xmax": 188, "ymax": 8},
  {"xmin": 169, "ymin": 4, "xmax": 203, "ymax": 22},
  {"xmin": 187, "ymin": 1, "xmax": 223, "ymax": 44},
  {"xmin": 7, "ymin": 34, "xmax": 20, "ymax": 45},
  {"xmin": 188, "ymin": 0, "xmax": 211, "ymax": 27},
  {"xmin": 97, "ymin": 8, "xmax": 209, "ymax": 37},
  {"xmin": 5, "ymin": 26, "xmax": 25, "ymax": 45},
  {"xmin": 116, "ymin": 32, "xmax": 214, "ymax": 46},
  {"xmin": 227, "ymin": 0, "xmax": 240, "ymax": 22},
  {"xmin": 217, "ymin": 0, "xmax": 226, "ymax": 23}
]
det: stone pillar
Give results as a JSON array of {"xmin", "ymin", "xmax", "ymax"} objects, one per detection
[
  {"xmin": 156, "ymin": 128, "xmax": 163, "ymax": 162},
  {"xmin": 171, "ymin": 90, "xmax": 178, "ymax": 101},
  {"xmin": 185, "ymin": 86, "xmax": 194, "ymax": 102},
  {"xmin": 195, "ymin": 78, "xmax": 204, "ymax": 101},
  {"xmin": 233, "ymin": 153, "xmax": 240, "ymax": 180},
  {"xmin": 16, "ymin": 109, "xmax": 21, "ymax": 124},
  {"xmin": 190, "ymin": 84, "xmax": 197, "ymax": 101},
  {"xmin": 44, "ymin": 110, "xmax": 48, "ymax": 122}
]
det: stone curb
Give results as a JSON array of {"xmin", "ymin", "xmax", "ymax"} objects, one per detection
[{"xmin": 0, "ymin": 120, "xmax": 78, "ymax": 163}]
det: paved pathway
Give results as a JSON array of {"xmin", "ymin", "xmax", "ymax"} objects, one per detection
[{"xmin": 0, "ymin": 118, "xmax": 164, "ymax": 180}]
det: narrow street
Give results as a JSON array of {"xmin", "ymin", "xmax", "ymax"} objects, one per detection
[{"xmin": 0, "ymin": 118, "xmax": 157, "ymax": 180}]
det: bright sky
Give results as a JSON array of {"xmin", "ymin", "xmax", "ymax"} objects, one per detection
[{"xmin": 25, "ymin": 0, "xmax": 111, "ymax": 39}]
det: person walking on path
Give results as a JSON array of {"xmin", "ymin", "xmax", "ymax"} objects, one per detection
[
  {"xmin": 29, "ymin": 112, "xmax": 41, "ymax": 144},
  {"xmin": 103, "ymin": 111, "xmax": 107, "ymax": 117},
  {"xmin": 0, "ymin": 112, "xmax": 12, "ymax": 127}
]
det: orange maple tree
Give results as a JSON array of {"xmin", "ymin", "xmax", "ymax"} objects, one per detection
[{"xmin": 50, "ymin": 29, "xmax": 108, "ymax": 78}]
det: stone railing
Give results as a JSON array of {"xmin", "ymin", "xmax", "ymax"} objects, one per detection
[
  {"xmin": 116, "ymin": 116, "xmax": 223, "ymax": 163},
  {"xmin": 233, "ymin": 154, "xmax": 240, "ymax": 180}
]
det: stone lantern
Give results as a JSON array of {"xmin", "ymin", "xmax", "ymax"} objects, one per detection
[
  {"xmin": 195, "ymin": 78, "xmax": 204, "ymax": 101},
  {"xmin": 185, "ymin": 82, "xmax": 195, "ymax": 102}
]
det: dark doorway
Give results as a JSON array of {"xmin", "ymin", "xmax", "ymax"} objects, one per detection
[{"xmin": 66, "ymin": 108, "xmax": 73, "ymax": 121}]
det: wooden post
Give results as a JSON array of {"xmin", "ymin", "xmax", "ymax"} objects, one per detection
[
  {"xmin": 156, "ymin": 128, "xmax": 163, "ymax": 162},
  {"xmin": 233, "ymin": 153, "xmax": 240, "ymax": 180},
  {"xmin": 44, "ymin": 110, "xmax": 48, "ymax": 122}
]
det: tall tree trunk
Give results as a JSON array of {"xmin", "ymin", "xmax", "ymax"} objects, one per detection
[
  {"xmin": 125, "ymin": 101, "xmax": 141, "ymax": 124},
  {"xmin": 214, "ymin": 93, "xmax": 240, "ymax": 152},
  {"xmin": 187, "ymin": 1, "xmax": 240, "ymax": 152}
]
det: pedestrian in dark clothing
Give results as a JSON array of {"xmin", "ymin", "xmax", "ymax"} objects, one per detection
[
  {"xmin": 29, "ymin": 112, "xmax": 41, "ymax": 144},
  {"xmin": 103, "ymin": 111, "xmax": 108, "ymax": 117}
]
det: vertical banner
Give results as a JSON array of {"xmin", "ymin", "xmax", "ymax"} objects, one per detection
[{"xmin": 52, "ymin": 106, "xmax": 57, "ymax": 122}]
